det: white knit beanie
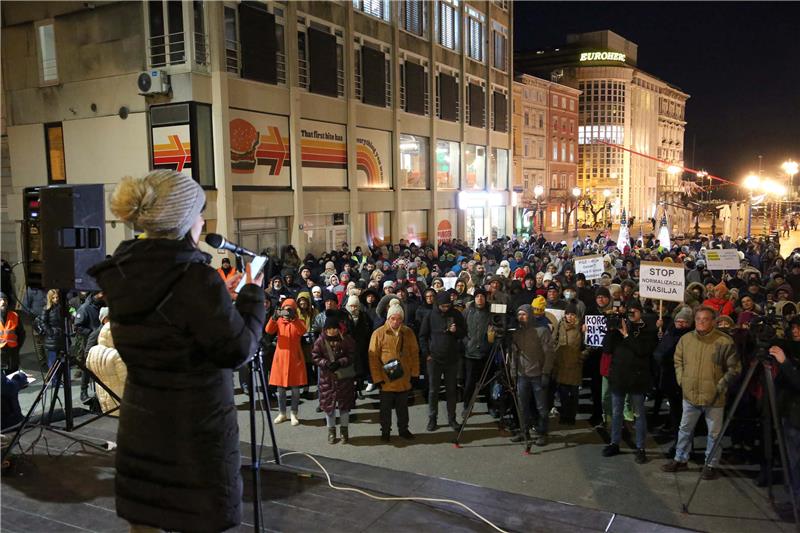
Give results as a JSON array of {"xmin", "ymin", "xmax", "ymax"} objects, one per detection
[
  {"xmin": 346, "ymin": 295, "xmax": 360, "ymax": 309},
  {"xmin": 386, "ymin": 299, "xmax": 404, "ymax": 320},
  {"xmin": 110, "ymin": 170, "xmax": 205, "ymax": 239}
]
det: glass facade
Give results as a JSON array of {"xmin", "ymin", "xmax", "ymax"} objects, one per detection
[
  {"xmin": 577, "ymin": 80, "xmax": 626, "ymax": 185},
  {"xmin": 435, "ymin": 139, "xmax": 460, "ymax": 189},
  {"xmin": 464, "ymin": 144, "xmax": 486, "ymax": 190},
  {"xmin": 399, "ymin": 133, "xmax": 429, "ymax": 189},
  {"xmin": 489, "ymin": 147, "xmax": 508, "ymax": 190}
]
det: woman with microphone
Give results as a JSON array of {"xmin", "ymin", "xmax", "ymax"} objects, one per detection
[{"xmin": 89, "ymin": 170, "xmax": 265, "ymax": 533}]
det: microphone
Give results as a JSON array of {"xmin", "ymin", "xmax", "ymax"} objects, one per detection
[{"xmin": 204, "ymin": 233, "xmax": 258, "ymax": 257}]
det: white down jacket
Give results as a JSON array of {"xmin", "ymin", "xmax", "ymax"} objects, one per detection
[{"xmin": 86, "ymin": 323, "xmax": 127, "ymax": 416}]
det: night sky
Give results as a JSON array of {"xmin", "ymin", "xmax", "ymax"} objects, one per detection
[{"xmin": 514, "ymin": 2, "xmax": 800, "ymax": 196}]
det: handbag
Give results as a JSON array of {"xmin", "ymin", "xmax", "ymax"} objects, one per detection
[
  {"xmin": 381, "ymin": 332, "xmax": 404, "ymax": 381},
  {"xmin": 323, "ymin": 339, "xmax": 356, "ymax": 380}
]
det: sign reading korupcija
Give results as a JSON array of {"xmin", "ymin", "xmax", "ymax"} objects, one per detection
[{"xmin": 579, "ymin": 51, "xmax": 626, "ymax": 63}]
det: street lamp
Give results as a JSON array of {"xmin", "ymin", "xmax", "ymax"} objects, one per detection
[
  {"xmin": 572, "ymin": 187, "xmax": 581, "ymax": 234},
  {"xmin": 534, "ymin": 185, "xmax": 545, "ymax": 233},
  {"xmin": 783, "ymin": 160, "xmax": 798, "ymax": 212},
  {"xmin": 743, "ymin": 173, "xmax": 760, "ymax": 238},
  {"xmin": 603, "ymin": 188, "xmax": 611, "ymax": 228}
]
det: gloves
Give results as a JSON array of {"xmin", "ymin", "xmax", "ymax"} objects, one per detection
[
  {"xmin": 272, "ymin": 309, "xmax": 282, "ymax": 322},
  {"xmin": 541, "ymin": 374, "xmax": 550, "ymax": 388},
  {"xmin": 329, "ymin": 361, "xmax": 341, "ymax": 372}
]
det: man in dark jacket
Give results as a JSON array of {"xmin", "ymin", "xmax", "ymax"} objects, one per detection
[
  {"xmin": 21, "ymin": 286, "xmax": 47, "ymax": 372},
  {"xmin": 462, "ymin": 288, "xmax": 491, "ymax": 419},
  {"xmin": 512, "ymin": 274, "xmax": 537, "ymax": 310},
  {"xmin": 511, "ymin": 301, "xmax": 555, "ymax": 445},
  {"xmin": 74, "ymin": 291, "xmax": 105, "ymax": 402},
  {"xmin": 653, "ymin": 306, "xmax": 694, "ymax": 440},
  {"xmin": 602, "ymin": 301, "xmax": 657, "ymax": 463},
  {"xmin": 419, "ymin": 290, "xmax": 467, "ymax": 431},
  {"xmin": 584, "ymin": 286, "xmax": 614, "ymax": 426}
]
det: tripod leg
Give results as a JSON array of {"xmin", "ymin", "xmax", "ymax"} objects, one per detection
[
  {"xmin": 2, "ymin": 359, "xmax": 63, "ymax": 461},
  {"xmin": 454, "ymin": 352, "xmax": 494, "ymax": 445},
  {"xmin": 246, "ymin": 361, "xmax": 261, "ymax": 533},
  {"xmin": 683, "ymin": 360, "xmax": 759, "ymax": 513},
  {"xmin": 499, "ymin": 346, "xmax": 532, "ymax": 454},
  {"xmin": 763, "ymin": 365, "xmax": 800, "ymax": 526},
  {"xmin": 62, "ymin": 354, "xmax": 74, "ymax": 431},
  {"xmin": 256, "ymin": 357, "xmax": 280, "ymax": 465}
]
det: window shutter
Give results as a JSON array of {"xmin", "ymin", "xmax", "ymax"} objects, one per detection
[
  {"xmin": 308, "ymin": 27, "xmax": 338, "ymax": 97},
  {"xmin": 469, "ymin": 83, "xmax": 484, "ymax": 128},
  {"xmin": 493, "ymin": 91, "xmax": 507, "ymax": 132},
  {"xmin": 239, "ymin": 2, "xmax": 277, "ymax": 84},
  {"xmin": 361, "ymin": 46, "xmax": 386, "ymax": 107},
  {"xmin": 405, "ymin": 62, "xmax": 425, "ymax": 115},
  {"xmin": 439, "ymin": 73, "xmax": 458, "ymax": 121}
]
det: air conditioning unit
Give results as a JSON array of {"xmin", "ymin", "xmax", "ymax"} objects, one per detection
[{"xmin": 137, "ymin": 70, "xmax": 170, "ymax": 95}]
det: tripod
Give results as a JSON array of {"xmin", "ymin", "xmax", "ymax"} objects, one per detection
[
  {"xmin": 2, "ymin": 290, "xmax": 122, "ymax": 462},
  {"xmin": 454, "ymin": 335, "xmax": 532, "ymax": 453},
  {"xmin": 682, "ymin": 357, "xmax": 799, "ymax": 525},
  {"xmin": 245, "ymin": 343, "xmax": 281, "ymax": 533}
]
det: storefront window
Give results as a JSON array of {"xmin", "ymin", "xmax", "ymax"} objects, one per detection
[
  {"xmin": 400, "ymin": 210, "xmax": 428, "ymax": 244},
  {"xmin": 435, "ymin": 140, "xmax": 459, "ymax": 189},
  {"xmin": 399, "ymin": 134, "xmax": 429, "ymax": 189},
  {"xmin": 489, "ymin": 147, "xmax": 508, "ymax": 190},
  {"xmin": 363, "ymin": 211, "xmax": 391, "ymax": 247},
  {"xmin": 303, "ymin": 214, "xmax": 350, "ymax": 256},
  {"xmin": 465, "ymin": 207, "xmax": 485, "ymax": 248},
  {"xmin": 490, "ymin": 206, "xmax": 507, "ymax": 240},
  {"xmin": 236, "ymin": 217, "xmax": 289, "ymax": 256},
  {"xmin": 464, "ymin": 144, "xmax": 486, "ymax": 190}
]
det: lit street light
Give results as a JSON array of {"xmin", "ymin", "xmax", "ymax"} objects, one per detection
[
  {"xmin": 534, "ymin": 185, "xmax": 545, "ymax": 233},
  {"xmin": 572, "ymin": 187, "xmax": 581, "ymax": 234},
  {"xmin": 743, "ymin": 173, "xmax": 760, "ymax": 238}
]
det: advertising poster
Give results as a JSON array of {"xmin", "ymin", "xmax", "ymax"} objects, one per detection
[
  {"xmin": 364, "ymin": 211, "xmax": 391, "ymax": 247},
  {"xmin": 300, "ymin": 119, "xmax": 347, "ymax": 187},
  {"xmin": 228, "ymin": 109, "xmax": 291, "ymax": 187},
  {"xmin": 152, "ymin": 124, "xmax": 192, "ymax": 178},
  {"xmin": 356, "ymin": 127, "xmax": 391, "ymax": 189},
  {"xmin": 437, "ymin": 208, "xmax": 458, "ymax": 244}
]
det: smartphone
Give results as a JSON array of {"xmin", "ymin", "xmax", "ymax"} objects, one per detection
[
  {"xmin": 235, "ymin": 255, "xmax": 268, "ymax": 293},
  {"xmin": 613, "ymin": 300, "xmax": 621, "ymax": 310}
]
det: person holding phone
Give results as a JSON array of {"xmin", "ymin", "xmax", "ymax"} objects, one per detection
[{"xmin": 89, "ymin": 170, "xmax": 265, "ymax": 533}]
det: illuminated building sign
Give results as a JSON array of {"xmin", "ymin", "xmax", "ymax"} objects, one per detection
[{"xmin": 579, "ymin": 51, "xmax": 626, "ymax": 63}]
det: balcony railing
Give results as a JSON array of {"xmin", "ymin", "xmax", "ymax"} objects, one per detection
[
  {"xmin": 148, "ymin": 32, "xmax": 186, "ymax": 68},
  {"xmin": 225, "ymin": 39, "xmax": 240, "ymax": 75}
]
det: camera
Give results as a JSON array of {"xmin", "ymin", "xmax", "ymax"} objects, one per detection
[
  {"xmin": 749, "ymin": 315, "xmax": 782, "ymax": 361},
  {"xmin": 489, "ymin": 303, "xmax": 511, "ymax": 339}
]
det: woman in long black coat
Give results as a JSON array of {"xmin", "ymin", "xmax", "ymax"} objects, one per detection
[{"xmin": 88, "ymin": 171, "xmax": 265, "ymax": 533}]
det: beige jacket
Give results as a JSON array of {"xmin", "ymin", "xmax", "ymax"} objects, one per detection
[
  {"xmin": 674, "ymin": 328, "xmax": 739, "ymax": 407},
  {"xmin": 86, "ymin": 323, "xmax": 127, "ymax": 416}
]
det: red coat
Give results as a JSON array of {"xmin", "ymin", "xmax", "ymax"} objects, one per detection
[
  {"xmin": 702, "ymin": 297, "xmax": 734, "ymax": 317},
  {"xmin": 266, "ymin": 316, "xmax": 308, "ymax": 387}
]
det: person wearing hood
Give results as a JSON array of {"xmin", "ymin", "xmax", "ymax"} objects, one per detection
[
  {"xmin": 495, "ymin": 259, "xmax": 511, "ymax": 278},
  {"xmin": 310, "ymin": 286, "xmax": 325, "ymax": 313},
  {"xmin": 368, "ymin": 300, "xmax": 420, "ymax": 442},
  {"xmin": 266, "ymin": 298, "xmax": 308, "ymax": 426},
  {"xmin": 510, "ymin": 298, "xmax": 555, "ymax": 446},
  {"xmin": 312, "ymin": 315, "xmax": 357, "ymax": 444},
  {"xmin": 345, "ymin": 294, "xmax": 373, "ymax": 394},
  {"xmin": 360, "ymin": 288, "xmax": 380, "ymax": 327},
  {"xmin": 702, "ymin": 282, "xmax": 735, "ymax": 316},
  {"xmin": 419, "ymin": 290, "xmax": 467, "ymax": 431},
  {"xmin": 267, "ymin": 276, "xmax": 293, "ymax": 307},
  {"xmin": 513, "ymin": 273, "xmax": 538, "ymax": 311},
  {"xmin": 87, "ymin": 170, "xmax": 265, "ymax": 533},
  {"xmin": 684, "ymin": 282, "xmax": 706, "ymax": 309},
  {"xmin": 552, "ymin": 302, "xmax": 585, "ymax": 425},
  {"xmin": 653, "ymin": 306, "xmax": 695, "ymax": 447},
  {"xmin": 0, "ymin": 291, "xmax": 25, "ymax": 374}
]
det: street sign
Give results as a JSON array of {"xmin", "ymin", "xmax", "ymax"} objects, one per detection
[
  {"xmin": 574, "ymin": 254, "xmax": 604, "ymax": 280},
  {"xmin": 639, "ymin": 261, "xmax": 685, "ymax": 302},
  {"xmin": 705, "ymin": 249, "xmax": 740, "ymax": 270}
]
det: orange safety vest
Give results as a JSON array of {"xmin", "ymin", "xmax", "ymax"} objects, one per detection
[
  {"xmin": 217, "ymin": 267, "xmax": 236, "ymax": 282},
  {"xmin": 0, "ymin": 311, "xmax": 20, "ymax": 349}
]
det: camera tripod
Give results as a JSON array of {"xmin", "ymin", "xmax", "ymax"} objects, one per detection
[
  {"xmin": 2, "ymin": 290, "xmax": 122, "ymax": 462},
  {"xmin": 682, "ymin": 356, "xmax": 799, "ymax": 526},
  {"xmin": 245, "ymin": 342, "xmax": 281, "ymax": 533},
  {"xmin": 454, "ymin": 334, "xmax": 532, "ymax": 453}
]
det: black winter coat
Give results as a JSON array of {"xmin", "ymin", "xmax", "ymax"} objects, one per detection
[
  {"xmin": 653, "ymin": 324, "xmax": 692, "ymax": 395},
  {"xmin": 419, "ymin": 307, "xmax": 466, "ymax": 364},
  {"xmin": 348, "ymin": 312, "xmax": 374, "ymax": 377},
  {"xmin": 88, "ymin": 238, "xmax": 265, "ymax": 533},
  {"xmin": 604, "ymin": 321, "xmax": 657, "ymax": 395},
  {"xmin": 41, "ymin": 304, "xmax": 66, "ymax": 351}
]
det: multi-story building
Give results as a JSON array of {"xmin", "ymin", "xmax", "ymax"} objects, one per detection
[
  {"xmin": 516, "ymin": 30, "xmax": 689, "ymax": 229},
  {"xmin": 1, "ymin": 0, "xmax": 514, "ymax": 266},
  {"xmin": 511, "ymin": 74, "xmax": 578, "ymax": 234}
]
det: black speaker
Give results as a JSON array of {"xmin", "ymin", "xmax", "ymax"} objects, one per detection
[{"xmin": 39, "ymin": 185, "xmax": 105, "ymax": 291}]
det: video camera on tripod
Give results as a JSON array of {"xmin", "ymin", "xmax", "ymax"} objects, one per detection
[{"xmin": 488, "ymin": 302, "xmax": 515, "ymax": 341}]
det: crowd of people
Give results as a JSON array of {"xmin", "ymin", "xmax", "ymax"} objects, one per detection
[{"xmin": 1, "ymin": 169, "xmax": 800, "ymax": 530}]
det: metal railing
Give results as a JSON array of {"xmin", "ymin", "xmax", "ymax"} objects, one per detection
[
  {"xmin": 276, "ymin": 50, "xmax": 286, "ymax": 85},
  {"xmin": 148, "ymin": 31, "xmax": 186, "ymax": 68},
  {"xmin": 298, "ymin": 57, "xmax": 309, "ymax": 89},
  {"xmin": 194, "ymin": 32, "xmax": 209, "ymax": 67},
  {"xmin": 42, "ymin": 59, "xmax": 58, "ymax": 81},
  {"xmin": 225, "ymin": 39, "xmax": 240, "ymax": 75}
]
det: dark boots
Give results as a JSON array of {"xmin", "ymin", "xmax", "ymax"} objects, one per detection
[
  {"xmin": 340, "ymin": 427, "xmax": 349, "ymax": 444},
  {"xmin": 327, "ymin": 427, "xmax": 336, "ymax": 444}
]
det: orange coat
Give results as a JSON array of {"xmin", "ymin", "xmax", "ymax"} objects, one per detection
[
  {"xmin": 368, "ymin": 323, "xmax": 420, "ymax": 392},
  {"xmin": 266, "ymin": 316, "xmax": 308, "ymax": 387}
]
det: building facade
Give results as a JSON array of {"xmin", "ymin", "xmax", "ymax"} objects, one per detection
[
  {"xmin": 511, "ymin": 74, "xmax": 578, "ymax": 234},
  {"xmin": 1, "ymin": 0, "xmax": 514, "ymax": 267},
  {"xmin": 516, "ymin": 30, "xmax": 689, "ymax": 230}
]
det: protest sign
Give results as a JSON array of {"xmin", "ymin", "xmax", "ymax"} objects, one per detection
[
  {"xmin": 705, "ymin": 249, "xmax": 740, "ymax": 270},
  {"xmin": 639, "ymin": 261, "xmax": 685, "ymax": 302},
  {"xmin": 585, "ymin": 315, "xmax": 606, "ymax": 347},
  {"xmin": 441, "ymin": 277, "xmax": 457, "ymax": 290},
  {"xmin": 546, "ymin": 308, "xmax": 565, "ymax": 323},
  {"xmin": 574, "ymin": 255, "xmax": 604, "ymax": 280}
]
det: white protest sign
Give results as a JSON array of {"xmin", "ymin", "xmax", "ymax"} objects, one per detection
[
  {"xmin": 705, "ymin": 249, "xmax": 740, "ymax": 270},
  {"xmin": 574, "ymin": 255, "xmax": 604, "ymax": 280},
  {"xmin": 584, "ymin": 314, "xmax": 606, "ymax": 347},
  {"xmin": 441, "ymin": 277, "xmax": 457, "ymax": 290},
  {"xmin": 639, "ymin": 261, "xmax": 685, "ymax": 302},
  {"xmin": 546, "ymin": 308, "xmax": 565, "ymax": 323}
]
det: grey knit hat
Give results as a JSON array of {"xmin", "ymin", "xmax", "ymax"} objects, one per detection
[{"xmin": 111, "ymin": 170, "xmax": 205, "ymax": 239}]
